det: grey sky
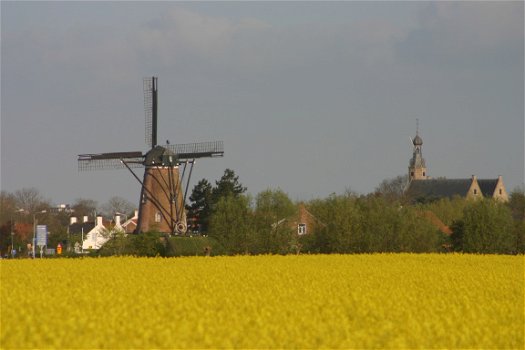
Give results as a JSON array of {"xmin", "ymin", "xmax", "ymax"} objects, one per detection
[{"xmin": 1, "ymin": 1, "xmax": 523, "ymax": 207}]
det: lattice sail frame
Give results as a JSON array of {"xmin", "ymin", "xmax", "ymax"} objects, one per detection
[
  {"xmin": 143, "ymin": 77, "xmax": 157, "ymax": 148},
  {"xmin": 167, "ymin": 141, "xmax": 224, "ymax": 160},
  {"xmin": 78, "ymin": 152, "xmax": 144, "ymax": 171},
  {"xmin": 77, "ymin": 77, "xmax": 225, "ymax": 234}
]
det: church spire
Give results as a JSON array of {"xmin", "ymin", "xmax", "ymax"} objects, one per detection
[{"xmin": 409, "ymin": 120, "xmax": 427, "ymax": 181}]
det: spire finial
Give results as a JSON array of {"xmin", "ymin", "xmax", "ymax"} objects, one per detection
[{"xmin": 416, "ymin": 118, "xmax": 419, "ymax": 136}]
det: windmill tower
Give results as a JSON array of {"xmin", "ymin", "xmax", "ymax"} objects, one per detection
[{"xmin": 78, "ymin": 77, "xmax": 224, "ymax": 234}]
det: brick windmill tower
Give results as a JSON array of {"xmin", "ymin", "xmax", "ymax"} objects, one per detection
[{"xmin": 78, "ymin": 77, "xmax": 224, "ymax": 234}]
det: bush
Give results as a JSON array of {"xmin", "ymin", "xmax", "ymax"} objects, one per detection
[
  {"xmin": 452, "ymin": 200, "xmax": 515, "ymax": 254},
  {"xmin": 98, "ymin": 231, "xmax": 167, "ymax": 257}
]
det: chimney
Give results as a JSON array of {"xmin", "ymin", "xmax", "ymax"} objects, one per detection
[
  {"xmin": 115, "ymin": 215, "xmax": 121, "ymax": 226},
  {"xmin": 70, "ymin": 217, "xmax": 77, "ymax": 225},
  {"xmin": 133, "ymin": 210, "xmax": 139, "ymax": 218},
  {"xmin": 83, "ymin": 216, "xmax": 89, "ymax": 223},
  {"xmin": 96, "ymin": 216, "xmax": 103, "ymax": 227}
]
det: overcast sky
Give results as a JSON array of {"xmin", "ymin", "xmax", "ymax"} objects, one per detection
[{"xmin": 1, "ymin": 1, "xmax": 523, "ymax": 208}]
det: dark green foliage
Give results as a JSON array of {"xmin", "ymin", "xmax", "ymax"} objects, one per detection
[
  {"xmin": 514, "ymin": 221, "xmax": 525, "ymax": 254},
  {"xmin": 452, "ymin": 200, "xmax": 515, "ymax": 253},
  {"xmin": 253, "ymin": 189, "xmax": 297, "ymax": 254},
  {"xmin": 186, "ymin": 179, "xmax": 213, "ymax": 232},
  {"xmin": 450, "ymin": 220, "xmax": 465, "ymax": 252},
  {"xmin": 46, "ymin": 227, "xmax": 69, "ymax": 251},
  {"xmin": 508, "ymin": 189, "xmax": 525, "ymax": 253},
  {"xmin": 306, "ymin": 194, "xmax": 442, "ymax": 254},
  {"xmin": 315, "ymin": 193, "xmax": 361, "ymax": 253},
  {"xmin": 187, "ymin": 169, "xmax": 246, "ymax": 234},
  {"xmin": 421, "ymin": 197, "xmax": 468, "ymax": 226},
  {"xmin": 508, "ymin": 188, "xmax": 525, "ymax": 221},
  {"xmin": 212, "ymin": 169, "xmax": 247, "ymax": 201},
  {"xmin": 130, "ymin": 231, "xmax": 167, "ymax": 257},
  {"xmin": 208, "ymin": 195, "xmax": 254, "ymax": 255},
  {"xmin": 98, "ymin": 231, "xmax": 167, "ymax": 257},
  {"xmin": 167, "ymin": 236, "xmax": 226, "ymax": 256}
]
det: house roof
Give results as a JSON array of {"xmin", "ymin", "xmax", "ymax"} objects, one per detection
[
  {"xmin": 477, "ymin": 179, "xmax": 498, "ymax": 197},
  {"xmin": 405, "ymin": 179, "xmax": 472, "ymax": 200},
  {"xmin": 69, "ymin": 222, "xmax": 96, "ymax": 234}
]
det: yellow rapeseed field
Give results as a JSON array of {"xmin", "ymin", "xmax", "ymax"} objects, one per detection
[{"xmin": 1, "ymin": 254, "xmax": 523, "ymax": 349}]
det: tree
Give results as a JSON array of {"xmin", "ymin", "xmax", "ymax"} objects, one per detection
[
  {"xmin": 208, "ymin": 195, "xmax": 253, "ymax": 255},
  {"xmin": 422, "ymin": 197, "xmax": 468, "ymax": 227},
  {"xmin": 508, "ymin": 187, "xmax": 525, "ymax": 222},
  {"xmin": 375, "ymin": 175, "xmax": 409, "ymax": 202},
  {"xmin": 212, "ymin": 169, "xmax": 247, "ymax": 202},
  {"xmin": 72, "ymin": 198, "xmax": 98, "ymax": 219},
  {"xmin": 254, "ymin": 189, "xmax": 296, "ymax": 254},
  {"xmin": 507, "ymin": 188, "xmax": 525, "ymax": 253},
  {"xmin": 186, "ymin": 179, "xmax": 213, "ymax": 232},
  {"xmin": 0, "ymin": 191, "xmax": 17, "ymax": 226},
  {"xmin": 452, "ymin": 200, "xmax": 515, "ymax": 253},
  {"xmin": 14, "ymin": 187, "xmax": 47, "ymax": 214},
  {"xmin": 102, "ymin": 196, "xmax": 135, "ymax": 218},
  {"xmin": 185, "ymin": 169, "xmax": 247, "ymax": 234},
  {"xmin": 313, "ymin": 192, "xmax": 361, "ymax": 253}
]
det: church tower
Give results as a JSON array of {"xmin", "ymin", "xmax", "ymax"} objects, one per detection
[{"xmin": 408, "ymin": 121, "xmax": 428, "ymax": 181}]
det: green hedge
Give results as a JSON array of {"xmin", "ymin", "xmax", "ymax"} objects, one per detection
[{"xmin": 167, "ymin": 236, "xmax": 226, "ymax": 257}]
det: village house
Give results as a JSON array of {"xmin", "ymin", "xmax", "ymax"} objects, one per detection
[
  {"xmin": 273, "ymin": 203, "xmax": 326, "ymax": 236},
  {"xmin": 68, "ymin": 215, "xmax": 125, "ymax": 251},
  {"xmin": 120, "ymin": 210, "xmax": 139, "ymax": 234}
]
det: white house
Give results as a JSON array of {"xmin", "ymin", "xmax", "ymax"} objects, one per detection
[
  {"xmin": 82, "ymin": 216, "xmax": 109, "ymax": 250},
  {"xmin": 69, "ymin": 215, "xmax": 125, "ymax": 251}
]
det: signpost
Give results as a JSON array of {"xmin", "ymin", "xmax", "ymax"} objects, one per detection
[{"xmin": 36, "ymin": 225, "xmax": 47, "ymax": 258}]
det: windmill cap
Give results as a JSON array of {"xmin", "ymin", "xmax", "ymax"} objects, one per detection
[{"xmin": 145, "ymin": 145, "xmax": 176, "ymax": 166}]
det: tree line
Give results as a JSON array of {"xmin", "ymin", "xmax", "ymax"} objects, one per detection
[
  {"xmin": 0, "ymin": 189, "xmax": 136, "ymax": 257},
  {"xmin": 187, "ymin": 171, "xmax": 524, "ymax": 255},
  {"xmin": 1, "ymin": 172, "xmax": 524, "ymax": 257}
]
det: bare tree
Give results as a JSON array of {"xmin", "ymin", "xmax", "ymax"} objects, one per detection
[
  {"xmin": 14, "ymin": 187, "xmax": 47, "ymax": 213},
  {"xmin": 375, "ymin": 175, "xmax": 409, "ymax": 202},
  {"xmin": 72, "ymin": 198, "xmax": 98, "ymax": 219},
  {"xmin": 102, "ymin": 196, "xmax": 135, "ymax": 218},
  {"xmin": 0, "ymin": 191, "xmax": 17, "ymax": 225}
]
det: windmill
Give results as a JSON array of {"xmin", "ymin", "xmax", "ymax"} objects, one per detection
[{"xmin": 78, "ymin": 77, "xmax": 224, "ymax": 234}]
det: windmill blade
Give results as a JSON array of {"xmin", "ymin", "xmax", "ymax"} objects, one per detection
[
  {"xmin": 78, "ymin": 151, "xmax": 144, "ymax": 171},
  {"xmin": 144, "ymin": 77, "xmax": 158, "ymax": 148},
  {"xmin": 166, "ymin": 141, "xmax": 224, "ymax": 160}
]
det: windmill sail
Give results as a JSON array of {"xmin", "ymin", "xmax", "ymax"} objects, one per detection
[
  {"xmin": 78, "ymin": 151, "xmax": 144, "ymax": 171},
  {"xmin": 166, "ymin": 141, "xmax": 224, "ymax": 160},
  {"xmin": 144, "ymin": 77, "xmax": 158, "ymax": 148},
  {"xmin": 78, "ymin": 76, "xmax": 224, "ymax": 235}
]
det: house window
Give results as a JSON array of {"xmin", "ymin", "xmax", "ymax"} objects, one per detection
[
  {"xmin": 155, "ymin": 211, "xmax": 162, "ymax": 223},
  {"xmin": 473, "ymin": 189, "xmax": 477, "ymax": 195},
  {"xmin": 499, "ymin": 189, "xmax": 502, "ymax": 195},
  {"xmin": 410, "ymin": 172, "xmax": 414, "ymax": 177},
  {"xmin": 298, "ymin": 223, "xmax": 307, "ymax": 235},
  {"xmin": 423, "ymin": 172, "xmax": 426, "ymax": 176}
]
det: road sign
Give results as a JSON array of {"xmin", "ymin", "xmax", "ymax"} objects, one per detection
[{"xmin": 36, "ymin": 225, "xmax": 47, "ymax": 246}]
